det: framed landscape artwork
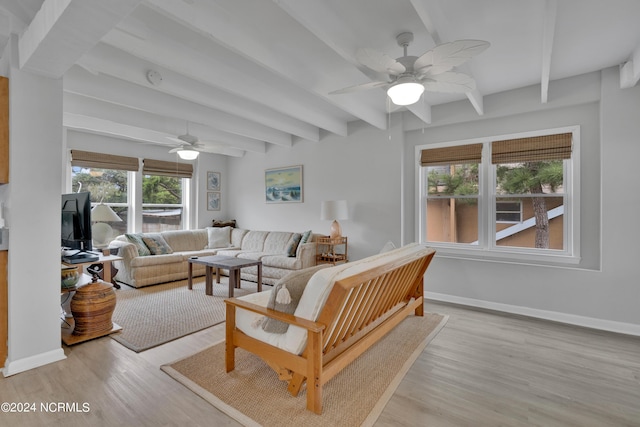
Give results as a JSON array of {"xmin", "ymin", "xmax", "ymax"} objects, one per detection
[
  {"xmin": 207, "ymin": 171, "xmax": 221, "ymax": 191},
  {"xmin": 265, "ymin": 165, "xmax": 303, "ymax": 204},
  {"xmin": 207, "ymin": 192, "xmax": 221, "ymax": 211}
]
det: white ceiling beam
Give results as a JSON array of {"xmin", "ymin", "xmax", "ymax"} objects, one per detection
[
  {"xmin": 541, "ymin": 0, "xmax": 558, "ymax": 104},
  {"xmin": 64, "ymin": 65, "xmax": 291, "ymax": 148},
  {"xmin": 64, "ymin": 113, "xmax": 245, "ymax": 158},
  {"xmin": 63, "ymin": 92, "xmax": 266, "ymax": 154},
  {"xmin": 77, "ymin": 43, "xmax": 319, "ymax": 143},
  {"xmin": 406, "ymin": 102, "xmax": 432, "ymax": 124},
  {"xmin": 18, "ymin": 0, "xmax": 142, "ymax": 78},
  {"xmin": 410, "ymin": 0, "xmax": 484, "ymax": 116},
  {"xmin": 620, "ymin": 43, "xmax": 640, "ymax": 89},
  {"xmin": 103, "ymin": 7, "xmax": 350, "ymax": 137}
]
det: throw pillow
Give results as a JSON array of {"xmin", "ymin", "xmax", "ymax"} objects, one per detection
[
  {"xmin": 379, "ymin": 240, "xmax": 397, "ymax": 254},
  {"xmin": 142, "ymin": 234, "xmax": 173, "ymax": 255},
  {"xmin": 261, "ymin": 265, "xmax": 330, "ymax": 334},
  {"xmin": 299, "ymin": 229, "xmax": 312, "ymax": 244},
  {"xmin": 125, "ymin": 233, "xmax": 151, "ymax": 256},
  {"xmin": 205, "ymin": 226, "xmax": 232, "ymax": 249},
  {"xmin": 284, "ymin": 233, "xmax": 302, "ymax": 257}
]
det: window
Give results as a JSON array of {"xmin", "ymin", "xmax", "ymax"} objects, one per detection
[
  {"xmin": 141, "ymin": 159, "xmax": 193, "ymax": 233},
  {"xmin": 496, "ymin": 201, "xmax": 522, "ymax": 223},
  {"xmin": 70, "ymin": 150, "xmax": 138, "ymax": 237},
  {"xmin": 417, "ymin": 128, "xmax": 579, "ymax": 265},
  {"xmin": 142, "ymin": 174, "xmax": 185, "ymax": 232},
  {"xmin": 68, "ymin": 151, "xmax": 194, "ymax": 235},
  {"xmin": 71, "ymin": 166, "xmax": 130, "ymax": 237}
]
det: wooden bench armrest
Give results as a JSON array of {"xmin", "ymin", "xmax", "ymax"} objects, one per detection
[{"xmin": 225, "ymin": 298, "xmax": 325, "ymax": 333}]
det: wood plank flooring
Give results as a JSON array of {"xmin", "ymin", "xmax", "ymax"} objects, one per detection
[{"xmin": 0, "ymin": 299, "xmax": 638, "ymax": 426}]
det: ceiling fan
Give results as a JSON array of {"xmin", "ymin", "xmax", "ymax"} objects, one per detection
[
  {"xmin": 167, "ymin": 122, "xmax": 205, "ymax": 160},
  {"xmin": 330, "ymin": 32, "xmax": 490, "ymax": 106}
]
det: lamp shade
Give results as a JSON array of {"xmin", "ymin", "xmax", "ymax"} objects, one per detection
[
  {"xmin": 91, "ymin": 203, "xmax": 122, "ymax": 222},
  {"xmin": 321, "ymin": 200, "xmax": 348, "ymax": 221},
  {"xmin": 177, "ymin": 148, "xmax": 199, "ymax": 160},
  {"xmin": 387, "ymin": 77, "xmax": 425, "ymax": 106}
]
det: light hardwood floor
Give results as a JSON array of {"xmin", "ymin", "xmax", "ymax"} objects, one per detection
[{"xmin": 0, "ymin": 300, "xmax": 639, "ymax": 426}]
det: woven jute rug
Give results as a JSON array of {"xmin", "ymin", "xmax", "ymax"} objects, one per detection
[
  {"xmin": 161, "ymin": 312, "xmax": 447, "ymax": 427},
  {"xmin": 111, "ymin": 279, "xmax": 259, "ymax": 352}
]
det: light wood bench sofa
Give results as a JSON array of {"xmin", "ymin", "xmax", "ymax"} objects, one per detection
[{"xmin": 224, "ymin": 243, "xmax": 436, "ymax": 414}]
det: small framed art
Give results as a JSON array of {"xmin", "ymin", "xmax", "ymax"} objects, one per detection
[
  {"xmin": 207, "ymin": 192, "xmax": 221, "ymax": 211},
  {"xmin": 207, "ymin": 171, "xmax": 221, "ymax": 191}
]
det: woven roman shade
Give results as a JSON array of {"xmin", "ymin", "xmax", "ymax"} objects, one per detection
[
  {"xmin": 142, "ymin": 159, "xmax": 193, "ymax": 178},
  {"xmin": 70, "ymin": 150, "xmax": 139, "ymax": 171},
  {"xmin": 420, "ymin": 143, "xmax": 483, "ymax": 166},
  {"xmin": 492, "ymin": 133, "xmax": 572, "ymax": 164}
]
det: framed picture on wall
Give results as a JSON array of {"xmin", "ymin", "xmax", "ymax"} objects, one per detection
[
  {"xmin": 265, "ymin": 165, "xmax": 303, "ymax": 204},
  {"xmin": 207, "ymin": 192, "xmax": 221, "ymax": 211},
  {"xmin": 207, "ymin": 171, "xmax": 221, "ymax": 191}
]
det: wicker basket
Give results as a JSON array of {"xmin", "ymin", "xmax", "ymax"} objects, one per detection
[{"xmin": 70, "ymin": 278, "xmax": 116, "ymax": 336}]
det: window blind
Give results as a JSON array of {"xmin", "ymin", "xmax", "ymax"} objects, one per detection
[
  {"xmin": 142, "ymin": 159, "xmax": 193, "ymax": 178},
  {"xmin": 420, "ymin": 143, "xmax": 483, "ymax": 166},
  {"xmin": 491, "ymin": 133, "xmax": 572, "ymax": 164},
  {"xmin": 70, "ymin": 150, "xmax": 139, "ymax": 171}
]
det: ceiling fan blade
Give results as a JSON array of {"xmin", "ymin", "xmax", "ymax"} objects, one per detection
[
  {"xmin": 166, "ymin": 136, "xmax": 187, "ymax": 145},
  {"xmin": 356, "ymin": 48, "xmax": 405, "ymax": 75},
  {"xmin": 329, "ymin": 80, "xmax": 389, "ymax": 95},
  {"xmin": 421, "ymin": 72, "xmax": 477, "ymax": 93},
  {"xmin": 414, "ymin": 40, "xmax": 490, "ymax": 75}
]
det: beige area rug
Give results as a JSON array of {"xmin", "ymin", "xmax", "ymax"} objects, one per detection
[
  {"xmin": 111, "ymin": 279, "xmax": 260, "ymax": 352},
  {"xmin": 161, "ymin": 313, "xmax": 447, "ymax": 427}
]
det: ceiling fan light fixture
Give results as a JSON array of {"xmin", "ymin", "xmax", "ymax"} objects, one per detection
[
  {"xmin": 387, "ymin": 77, "xmax": 425, "ymax": 106},
  {"xmin": 176, "ymin": 147, "xmax": 199, "ymax": 160}
]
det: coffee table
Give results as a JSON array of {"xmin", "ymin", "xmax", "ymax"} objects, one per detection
[{"xmin": 187, "ymin": 255, "xmax": 262, "ymax": 297}]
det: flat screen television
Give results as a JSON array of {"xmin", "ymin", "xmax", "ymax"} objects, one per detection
[{"xmin": 61, "ymin": 191, "xmax": 92, "ymax": 252}]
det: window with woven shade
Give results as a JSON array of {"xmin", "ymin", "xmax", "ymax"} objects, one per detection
[
  {"xmin": 141, "ymin": 158, "xmax": 192, "ymax": 232},
  {"xmin": 69, "ymin": 150, "xmax": 136, "ymax": 239},
  {"xmin": 417, "ymin": 127, "xmax": 580, "ymax": 266}
]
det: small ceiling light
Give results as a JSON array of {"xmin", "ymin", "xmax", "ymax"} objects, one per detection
[
  {"xmin": 176, "ymin": 148, "xmax": 199, "ymax": 160},
  {"xmin": 387, "ymin": 76, "xmax": 425, "ymax": 106}
]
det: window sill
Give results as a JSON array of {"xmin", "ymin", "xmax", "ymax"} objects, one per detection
[{"xmin": 424, "ymin": 244, "xmax": 582, "ymax": 269}]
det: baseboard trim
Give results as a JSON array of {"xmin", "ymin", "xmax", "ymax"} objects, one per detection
[
  {"xmin": 2, "ymin": 348, "xmax": 66, "ymax": 377},
  {"xmin": 425, "ymin": 292, "xmax": 640, "ymax": 337}
]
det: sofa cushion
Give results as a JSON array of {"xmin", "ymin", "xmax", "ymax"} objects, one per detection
[
  {"xmin": 125, "ymin": 233, "xmax": 151, "ymax": 256},
  {"xmin": 263, "ymin": 232, "xmax": 293, "ymax": 253},
  {"xmin": 231, "ymin": 228, "xmax": 249, "ymax": 248},
  {"xmin": 260, "ymin": 255, "xmax": 302, "ymax": 270},
  {"xmin": 130, "ymin": 252, "xmax": 185, "ymax": 267},
  {"xmin": 142, "ymin": 233, "xmax": 173, "ymax": 255},
  {"xmin": 161, "ymin": 229, "xmax": 208, "ymax": 252},
  {"xmin": 262, "ymin": 265, "xmax": 330, "ymax": 334},
  {"xmin": 205, "ymin": 226, "xmax": 232, "ymax": 249},
  {"xmin": 241, "ymin": 230, "xmax": 269, "ymax": 251}
]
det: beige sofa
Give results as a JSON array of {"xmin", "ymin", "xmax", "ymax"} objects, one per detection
[{"xmin": 109, "ymin": 227, "xmax": 317, "ymax": 288}]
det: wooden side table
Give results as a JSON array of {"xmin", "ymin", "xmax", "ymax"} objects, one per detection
[{"xmin": 316, "ymin": 236, "xmax": 348, "ymax": 265}]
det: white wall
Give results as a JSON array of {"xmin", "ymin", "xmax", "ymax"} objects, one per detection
[
  {"xmin": 404, "ymin": 68, "xmax": 640, "ymax": 332},
  {"xmin": 2, "ymin": 36, "xmax": 66, "ymax": 375},
  {"xmin": 228, "ymin": 115, "xmax": 405, "ymax": 261}
]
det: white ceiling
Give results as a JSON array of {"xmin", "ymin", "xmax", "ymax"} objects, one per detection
[{"xmin": 1, "ymin": 0, "xmax": 639, "ymax": 157}]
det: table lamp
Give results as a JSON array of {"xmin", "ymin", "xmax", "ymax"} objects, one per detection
[
  {"xmin": 91, "ymin": 203, "xmax": 122, "ymax": 249},
  {"xmin": 320, "ymin": 200, "xmax": 348, "ymax": 239}
]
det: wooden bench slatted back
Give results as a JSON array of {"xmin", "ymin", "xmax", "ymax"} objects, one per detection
[{"xmin": 225, "ymin": 246, "xmax": 435, "ymax": 414}]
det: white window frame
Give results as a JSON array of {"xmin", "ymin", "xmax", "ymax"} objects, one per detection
[{"xmin": 416, "ymin": 125, "xmax": 581, "ymax": 266}]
